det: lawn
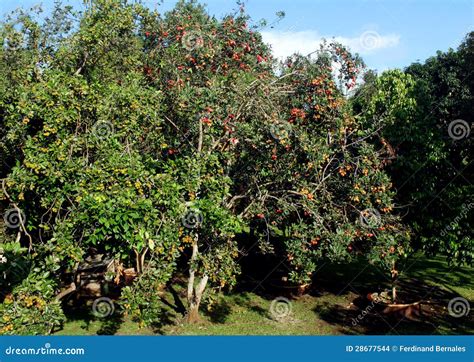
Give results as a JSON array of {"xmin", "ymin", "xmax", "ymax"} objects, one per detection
[{"xmin": 55, "ymin": 254, "xmax": 474, "ymax": 336}]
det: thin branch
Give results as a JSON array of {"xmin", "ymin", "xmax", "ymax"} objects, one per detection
[
  {"xmin": 2, "ymin": 179, "xmax": 33, "ymax": 253},
  {"xmin": 74, "ymin": 52, "xmax": 88, "ymax": 76}
]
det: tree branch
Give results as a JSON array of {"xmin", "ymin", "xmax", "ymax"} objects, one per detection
[{"xmin": 2, "ymin": 179, "xmax": 33, "ymax": 253}]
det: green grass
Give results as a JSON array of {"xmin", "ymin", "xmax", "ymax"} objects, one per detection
[
  {"xmin": 55, "ymin": 314, "xmax": 155, "ymax": 336},
  {"xmin": 55, "ymin": 254, "xmax": 474, "ymax": 335}
]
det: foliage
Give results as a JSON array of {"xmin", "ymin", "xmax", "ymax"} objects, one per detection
[
  {"xmin": 0, "ymin": 276, "xmax": 66, "ymax": 335},
  {"xmin": 0, "ymin": 241, "xmax": 65, "ymax": 335},
  {"xmin": 355, "ymin": 34, "xmax": 473, "ymax": 264},
  {"xmin": 233, "ymin": 49, "xmax": 410, "ymax": 285}
]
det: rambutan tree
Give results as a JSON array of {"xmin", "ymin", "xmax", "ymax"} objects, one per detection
[{"xmin": 0, "ymin": 0, "xmax": 410, "ymax": 331}]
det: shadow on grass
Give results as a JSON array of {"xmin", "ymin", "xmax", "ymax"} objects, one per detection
[
  {"xmin": 97, "ymin": 313, "xmax": 123, "ymax": 335},
  {"xmin": 314, "ymin": 295, "xmax": 474, "ymax": 335},
  {"xmin": 165, "ymin": 283, "xmax": 187, "ymax": 315},
  {"xmin": 403, "ymin": 256, "xmax": 474, "ymax": 290},
  {"xmin": 61, "ymin": 297, "xmax": 125, "ymax": 335},
  {"xmin": 203, "ymin": 299, "xmax": 232, "ymax": 324},
  {"xmin": 201, "ymin": 293, "xmax": 270, "ymax": 324},
  {"xmin": 233, "ymin": 293, "xmax": 269, "ymax": 318},
  {"xmin": 149, "ymin": 308, "xmax": 179, "ymax": 334},
  {"xmin": 310, "ymin": 255, "xmax": 474, "ymax": 335}
]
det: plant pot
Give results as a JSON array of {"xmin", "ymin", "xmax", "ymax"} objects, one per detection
[{"xmin": 367, "ymin": 292, "xmax": 423, "ymax": 320}]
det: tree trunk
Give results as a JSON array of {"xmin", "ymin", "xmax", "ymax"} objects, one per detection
[
  {"xmin": 186, "ymin": 238, "xmax": 209, "ymax": 323},
  {"xmin": 391, "ymin": 261, "xmax": 398, "ymax": 302},
  {"xmin": 186, "ymin": 123, "xmax": 207, "ymax": 323},
  {"xmin": 186, "ymin": 275, "xmax": 208, "ymax": 323},
  {"xmin": 134, "ymin": 247, "xmax": 148, "ymax": 274},
  {"xmin": 187, "ymin": 303, "xmax": 200, "ymax": 323}
]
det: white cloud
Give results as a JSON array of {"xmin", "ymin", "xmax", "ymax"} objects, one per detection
[{"xmin": 261, "ymin": 30, "xmax": 400, "ymax": 60}]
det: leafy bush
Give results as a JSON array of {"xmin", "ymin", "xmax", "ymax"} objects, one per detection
[
  {"xmin": 0, "ymin": 264, "xmax": 65, "ymax": 335},
  {"xmin": 354, "ymin": 36, "xmax": 473, "ymax": 265}
]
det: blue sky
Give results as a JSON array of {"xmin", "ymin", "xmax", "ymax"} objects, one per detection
[{"xmin": 1, "ymin": 0, "xmax": 472, "ymax": 71}]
